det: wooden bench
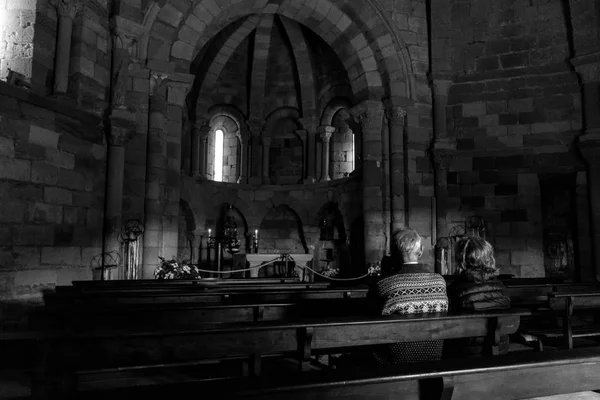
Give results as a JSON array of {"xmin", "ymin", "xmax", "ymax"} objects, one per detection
[
  {"xmin": 37, "ymin": 309, "xmax": 527, "ymax": 397},
  {"xmin": 519, "ymin": 290, "xmax": 600, "ymax": 350},
  {"xmin": 81, "ymin": 346, "xmax": 600, "ymax": 400},
  {"xmin": 46, "ymin": 287, "xmax": 370, "ymax": 307}
]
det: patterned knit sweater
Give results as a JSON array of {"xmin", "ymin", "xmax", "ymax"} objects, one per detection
[{"xmin": 374, "ymin": 264, "xmax": 449, "ymax": 364}]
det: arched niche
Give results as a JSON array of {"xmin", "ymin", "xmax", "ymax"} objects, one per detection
[
  {"xmin": 258, "ymin": 204, "xmax": 308, "ymax": 255},
  {"xmin": 314, "ymin": 202, "xmax": 350, "ymax": 274},
  {"xmin": 330, "ymin": 108, "xmax": 355, "ymax": 179}
]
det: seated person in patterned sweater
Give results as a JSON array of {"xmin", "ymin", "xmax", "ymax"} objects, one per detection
[{"xmin": 373, "ymin": 228, "xmax": 449, "ymax": 365}]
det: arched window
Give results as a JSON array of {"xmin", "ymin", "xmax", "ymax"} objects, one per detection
[{"xmin": 214, "ymin": 128, "xmax": 224, "ymax": 182}]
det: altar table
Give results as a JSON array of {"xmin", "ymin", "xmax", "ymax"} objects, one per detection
[{"xmin": 245, "ymin": 254, "xmax": 314, "ymax": 281}]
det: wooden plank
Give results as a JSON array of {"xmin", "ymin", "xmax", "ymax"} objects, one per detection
[
  {"xmin": 49, "ymin": 310, "xmax": 526, "ymax": 370},
  {"xmin": 76, "ymin": 347, "xmax": 600, "ymax": 400}
]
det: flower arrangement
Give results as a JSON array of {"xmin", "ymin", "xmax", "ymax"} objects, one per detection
[
  {"xmin": 367, "ymin": 261, "xmax": 381, "ymax": 277},
  {"xmin": 321, "ymin": 266, "xmax": 340, "ymax": 278},
  {"xmin": 154, "ymin": 257, "xmax": 202, "ymax": 280}
]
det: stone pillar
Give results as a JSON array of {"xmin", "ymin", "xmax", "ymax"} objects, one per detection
[
  {"xmin": 162, "ymin": 81, "xmax": 190, "ymax": 259},
  {"xmin": 51, "ymin": 0, "xmax": 79, "ymax": 94},
  {"xmin": 299, "ymin": 118, "xmax": 317, "ymax": 183},
  {"xmin": 262, "ymin": 136, "xmax": 272, "ymax": 185},
  {"xmin": 200, "ymin": 125, "xmax": 210, "ymax": 178},
  {"xmin": 141, "ymin": 73, "xmax": 168, "ymax": 279},
  {"xmin": 190, "ymin": 119, "xmax": 206, "ymax": 177},
  {"xmin": 318, "ymin": 126, "xmax": 334, "ymax": 182},
  {"xmin": 385, "ymin": 106, "xmax": 408, "ymax": 231},
  {"xmin": 352, "ymin": 101, "xmax": 385, "ymax": 265},
  {"xmin": 572, "ymin": 55, "xmax": 600, "ymax": 281},
  {"xmin": 247, "ymin": 119, "xmax": 263, "ymax": 185},
  {"xmin": 295, "ymin": 129, "xmax": 307, "ymax": 181},
  {"xmin": 102, "ymin": 115, "xmax": 135, "ymax": 279},
  {"xmin": 240, "ymin": 134, "xmax": 250, "ymax": 183}
]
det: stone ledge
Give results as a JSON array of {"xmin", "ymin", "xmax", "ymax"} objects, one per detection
[
  {"xmin": 184, "ymin": 176, "xmax": 360, "ymax": 191},
  {"xmin": 0, "ymin": 81, "xmax": 103, "ymax": 139},
  {"xmin": 453, "ymin": 62, "xmax": 573, "ymax": 83}
]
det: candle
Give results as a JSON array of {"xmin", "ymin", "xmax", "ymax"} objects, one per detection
[
  {"xmin": 208, "ymin": 228, "xmax": 211, "ymax": 237},
  {"xmin": 255, "ymin": 229, "xmax": 258, "ymax": 238},
  {"xmin": 441, "ymin": 248, "xmax": 446, "ymax": 275}
]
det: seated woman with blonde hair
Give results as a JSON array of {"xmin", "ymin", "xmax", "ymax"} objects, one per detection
[{"xmin": 449, "ymin": 235, "xmax": 510, "ymax": 311}]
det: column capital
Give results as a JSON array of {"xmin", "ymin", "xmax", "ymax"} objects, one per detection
[
  {"xmin": 166, "ymin": 83, "xmax": 189, "ymax": 107},
  {"xmin": 262, "ymin": 136, "xmax": 272, "ymax": 146},
  {"xmin": 50, "ymin": 0, "xmax": 81, "ymax": 19},
  {"xmin": 571, "ymin": 52, "xmax": 600, "ymax": 84},
  {"xmin": 429, "ymin": 139, "xmax": 457, "ymax": 170},
  {"xmin": 107, "ymin": 113, "xmax": 136, "ymax": 146},
  {"xmin": 578, "ymin": 131, "xmax": 600, "ymax": 165},
  {"xmin": 246, "ymin": 118, "xmax": 265, "ymax": 134},
  {"xmin": 150, "ymin": 72, "xmax": 169, "ymax": 95},
  {"xmin": 319, "ymin": 129, "xmax": 333, "ymax": 143},
  {"xmin": 431, "ymin": 79, "xmax": 452, "ymax": 96},
  {"xmin": 384, "ymin": 107, "xmax": 407, "ymax": 127},
  {"xmin": 317, "ymin": 125, "xmax": 335, "ymax": 133},
  {"xmin": 298, "ymin": 117, "xmax": 316, "ymax": 132}
]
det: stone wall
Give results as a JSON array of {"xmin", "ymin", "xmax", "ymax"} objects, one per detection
[
  {"xmin": 0, "ymin": 83, "xmax": 106, "ymax": 305},
  {"xmin": 179, "ymin": 177, "xmax": 363, "ymax": 277},
  {"xmin": 440, "ymin": 0, "xmax": 584, "ymax": 277},
  {"xmin": 0, "ymin": 0, "xmax": 36, "ymax": 81}
]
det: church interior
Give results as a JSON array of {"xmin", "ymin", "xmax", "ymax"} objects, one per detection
[{"xmin": 2, "ymin": 0, "xmax": 600, "ymax": 398}]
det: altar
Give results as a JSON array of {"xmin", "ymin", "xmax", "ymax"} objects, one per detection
[{"xmin": 245, "ymin": 254, "xmax": 314, "ymax": 282}]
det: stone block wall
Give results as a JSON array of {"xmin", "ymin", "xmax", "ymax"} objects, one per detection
[
  {"xmin": 330, "ymin": 127, "xmax": 354, "ymax": 179},
  {"xmin": 0, "ymin": 0, "xmax": 36, "ymax": 81},
  {"xmin": 68, "ymin": 1, "xmax": 111, "ymax": 115},
  {"xmin": 440, "ymin": 0, "xmax": 584, "ymax": 277},
  {"xmin": 0, "ymin": 83, "xmax": 106, "ymax": 304}
]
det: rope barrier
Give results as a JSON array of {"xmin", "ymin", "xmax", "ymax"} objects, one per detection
[{"xmin": 165, "ymin": 254, "xmax": 376, "ymax": 281}]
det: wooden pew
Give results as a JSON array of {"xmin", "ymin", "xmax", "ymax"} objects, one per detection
[
  {"xmin": 39, "ymin": 309, "xmax": 527, "ymax": 397},
  {"xmin": 47, "ymin": 287, "xmax": 370, "ymax": 307},
  {"xmin": 85, "ymin": 346, "xmax": 600, "ymax": 400}
]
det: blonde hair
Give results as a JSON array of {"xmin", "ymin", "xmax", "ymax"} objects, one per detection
[{"xmin": 455, "ymin": 235, "xmax": 497, "ymax": 283}]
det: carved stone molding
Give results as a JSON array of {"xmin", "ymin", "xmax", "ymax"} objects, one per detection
[
  {"xmin": 578, "ymin": 131, "xmax": 600, "ymax": 165},
  {"xmin": 317, "ymin": 125, "xmax": 335, "ymax": 141},
  {"xmin": 385, "ymin": 107, "xmax": 407, "ymax": 127},
  {"xmin": 431, "ymin": 80, "xmax": 452, "ymax": 97},
  {"xmin": 430, "ymin": 148, "xmax": 456, "ymax": 170},
  {"xmin": 149, "ymin": 73, "xmax": 169, "ymax": 95},
  {"xmin": 571, "ymin": 52, "xmax": 600, "ymax": 83},
  {"xmin": 246, "ymin": 119, "xmax": 265, "ymax": 135},
  {"xmin": 107, "ymin": 124, "xmax": 135, "ymax": 147},
  {"xmin": 166, "ymin": 83, "xmax": 189, "ymax": 107},
  {"xmin": 50, "ymin": 0, "xmax": 81, "ymax": 19}
]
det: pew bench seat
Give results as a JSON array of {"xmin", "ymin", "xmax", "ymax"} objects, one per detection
[{"xmin": 73, "ymin": 346, "xmax": 600, "ymax": 400}]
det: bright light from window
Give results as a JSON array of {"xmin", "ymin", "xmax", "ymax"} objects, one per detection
[{"xmin": 214, "ymin": 129, "xmax": 224, "ymax": 182}]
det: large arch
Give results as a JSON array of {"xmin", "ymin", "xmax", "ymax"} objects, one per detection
[
  {"xmin": 139, "ymin": 0, "xmax": 414, "ymax": 105},
  {"xmin": 264, "ymin": 107, "xmax": 301, "ymax": 134},
  {"xmin": 320, "ymin": 97, "xmax": 354, "ymax": 126}
]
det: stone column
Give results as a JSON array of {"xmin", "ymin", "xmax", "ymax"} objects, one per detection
[
  {"xmin": 141, "ymin": 73, "xmax": 168, "ymax": 279},
  {"xmin": 299, "ymin": 117, "xmax": 317, "ymax": 183},
  {"xmin": 162, "ymin": 81, "xmax": 190, "ymax": 259},
  {"xmin": 190, "ymin": 119, "xmax": 206, "ymax": 177},
  {"xmin": 385, "ymin": 106, "xmax": 408, "ymax": 231},
  {"xmin": 352, "ymin": 101, "xmax": 385, "ymax": 265},
  {"xmin": 200, "ymin": 124, "xmax": 210, "ymax": 178},
  {"xmin": 102, "ymin": 115, "xmax": 135, "ymax": 279},
  {"xmin": 239, "ymin": 134, "xmax": 250, "ymax": 183},
  {"xmin": 51, "ymin": 0, "xmax": 79, "ymax": 94},
  {"xmin": 247, "ymin": 119, "xmax": 263, "ymax": 184},
  {"xmin": 318, "ymin": 126, "xmax": 334, "ymax": 182},
  {"xmin": 295, "ymin": 129, "xmax": 307, "ymax": 182},
  {"xmin": 572, "ymin": 55, "xmax": 600, "ymax": 281},
  {"xmin": 262, "ymin": 136, "xmax": 272, "ymax": 185}
]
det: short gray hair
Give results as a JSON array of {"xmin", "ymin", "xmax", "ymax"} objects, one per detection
[{"xmin": 392, "ymin": 228, "xmax": 422, "ymax": 259}]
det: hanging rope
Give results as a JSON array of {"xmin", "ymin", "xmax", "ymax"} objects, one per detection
[
  {"xmin": 296, "ymin": 263, "xmax": 370, "ymax": 281},
  {"xmin": 193, "ymin": 256, "xmax": 281, "ymax": 274}
]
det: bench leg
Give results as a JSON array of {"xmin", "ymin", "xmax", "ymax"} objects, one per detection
[{"xmin": 441, "ymin": 377, "xmax": 455, "ymax": 400}]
